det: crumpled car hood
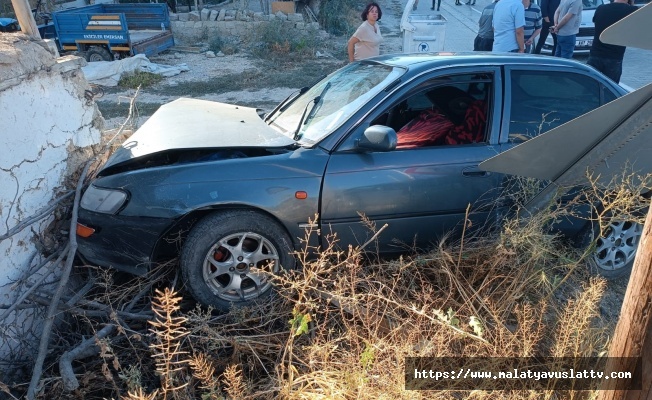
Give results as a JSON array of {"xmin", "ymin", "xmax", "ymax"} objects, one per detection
[{"xmin": 103, "ymin": 98, "xmax": 296, "ymax": 169}]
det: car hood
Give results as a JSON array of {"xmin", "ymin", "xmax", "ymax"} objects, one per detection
[{"xmin": 102, "ymin": 98, "xmax": 296, "ymax": 170}]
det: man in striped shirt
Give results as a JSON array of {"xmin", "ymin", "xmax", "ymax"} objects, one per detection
[{"xmin": 522, "ymin": 0, "xmax": 542, "ymax": 53}]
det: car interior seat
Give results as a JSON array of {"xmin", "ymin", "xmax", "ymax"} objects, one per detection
[{"xmin": 425, "ymin": 86, "xmax": 475, "ymax": 126}]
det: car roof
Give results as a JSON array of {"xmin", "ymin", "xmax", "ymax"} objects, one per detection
[{"xmin": 366, "ymin": 52, "xmax": 596, "ymax": 74}]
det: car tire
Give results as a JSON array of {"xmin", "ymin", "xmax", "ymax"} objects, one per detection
[
  {"xmin": 85, "ymin": 46, "xmax": 113, "ymax": 62},
  {"xmin": 578, "ymin": 220, "xmax": 643, "ymax": 279},
  {"xmin": 180, "ymin": 210, "xmax": 296, "ymax": 311}
]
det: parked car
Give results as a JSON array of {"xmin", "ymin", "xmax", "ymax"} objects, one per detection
[
  {"xmin": 76, "ymin": 53, "xmax": 637, "ymax": 311},
  {"xmin": 541, "ymin": 0, "xmax": 604, "ymax": 55}
]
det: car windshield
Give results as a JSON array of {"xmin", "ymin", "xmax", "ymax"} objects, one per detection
[
  {"xmin": 583, "ymin": 0, "xmax": 603, "ymax": 10},
  {"xmin": 268, "ymin": 62, "xmax": 405, "ymax": 144}
]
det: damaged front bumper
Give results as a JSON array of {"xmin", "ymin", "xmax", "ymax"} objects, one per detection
[{"xmin": 76, "ymin": 208, "xmax": 175, "ymax": 275}]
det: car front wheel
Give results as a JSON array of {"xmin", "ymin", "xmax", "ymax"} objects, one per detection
[
  {"xmin": 588, "ymin": 220, "xmax": 643, "ymax": 278},
  {"xmin": 180, "ymin": 210, "xmax": 296, "ymax": 311}
]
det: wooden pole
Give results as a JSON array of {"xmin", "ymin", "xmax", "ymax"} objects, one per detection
[
  {"xmin": 597, "ymin": 206, "xmax": 652, "ymax": 400},
  {"xmin": 10, "ymin": 0, "xmax": 40, "ymax": 39}
]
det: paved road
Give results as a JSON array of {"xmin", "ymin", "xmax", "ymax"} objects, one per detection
[{"xmin": 382, "ymin": 0, "xmax": 651, "ymax": 89}]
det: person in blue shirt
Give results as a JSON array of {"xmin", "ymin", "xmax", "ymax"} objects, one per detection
[{"xmin": 492, "ymin": 0, "xmax": 526, "ymax": 53}]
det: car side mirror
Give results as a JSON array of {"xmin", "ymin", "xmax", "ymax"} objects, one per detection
[{"xmin": 355, "ymin": 125, "xmax": 397, "ymax": 152}]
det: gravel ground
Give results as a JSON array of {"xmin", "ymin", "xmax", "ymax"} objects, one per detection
[{"xmin": 99, "ymin": 52, "xmax": 300, "ymax": 128}]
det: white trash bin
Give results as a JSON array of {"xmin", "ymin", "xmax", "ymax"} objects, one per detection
[{"xmin": 400, "ymin": 0, "xmax": 447, "ymax": 53}]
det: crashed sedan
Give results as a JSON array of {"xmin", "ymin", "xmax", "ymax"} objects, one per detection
[{"xmin": 77, "ymin": 53, "xmax": 635, "ymax": 311}]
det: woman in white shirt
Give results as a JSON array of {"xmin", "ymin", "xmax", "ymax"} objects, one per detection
[{"xmin": 347, "ymin": 2, "xmax": 383, "ymax": 62}]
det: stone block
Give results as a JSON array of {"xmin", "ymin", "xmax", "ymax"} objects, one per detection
[
  {"xmin": 200, "ymin": 8, "xmax": 211, "ymax": 21},
  {"xmin": 294, "ymin": 22, "xmax": 305, "ymax": 30},
  {"xmin": 169, "ymin": 12, "xmax": 179, "ymax": 21},
  {"xmin": 178, "ymin": 13, "xmax": 190, "ymax": 21},
  {"xmin": 275, "ymin": 11, "xmax": 288, "ymax": 20},
  {"xmin": 225, "ymin": 9, "xmax": 236, "ymax": 17},
  {"xmin": 253, "ymin": 12, "xmax": 264, "ymax": 21},
  {"xmin": 217, "ymin": 9, "xmax": 226, "ymax": 21},
  {"xmin": 209, "ymin": 10, "xmax": 219, "ymax": 21},
  {"xmin": 224, "ymin": 16, "xmax": 235, "ymax": 21},
  {"xmin": 288, "ymin": 13, "xmax": 303, "ymax": 22},
  {"xmin": 189, "ymin": 11, "xmax": 201, "ymax": 21}
]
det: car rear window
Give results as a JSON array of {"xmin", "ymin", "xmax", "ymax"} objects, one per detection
[{"xmin": 508, "ymin": 70, "xmax": 601, "ymax": 142}]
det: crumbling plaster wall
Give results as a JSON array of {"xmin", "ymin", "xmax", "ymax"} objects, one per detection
[{"xmin": 0, "ymin": 33, "xmax": 102, "ymax": 368}]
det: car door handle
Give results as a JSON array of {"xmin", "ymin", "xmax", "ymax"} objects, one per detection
[{"xmin": 462, "ymin": 166, "xmax": 488, "ymax": 177}]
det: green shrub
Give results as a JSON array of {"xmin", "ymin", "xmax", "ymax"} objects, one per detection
[
  {"xmin": 208, "ymin": 35, "xmax": 224, "ymax": 53},
  {"xmin": 208, "ymin": 34, "xmax": 238, "ymax": 55},
  {"xmin": 252, "ymin": 20, "xmax": 323, "ymax": 60},
  {"xmin": 117, "ymin": 71, "xmax": 163, "ymax": 89},
  {"xmin": 318, "ymin": 0, "xmax": 363, "ymax": 35}
]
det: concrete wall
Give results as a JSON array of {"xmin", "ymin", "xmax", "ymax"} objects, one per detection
[
  {"xmin": 0, "ymin": 33, "xmax": 102, "ymax": 370},
  {"xmin": 170, "ymin": 9, "xmax": 325, "ymax": 46}
]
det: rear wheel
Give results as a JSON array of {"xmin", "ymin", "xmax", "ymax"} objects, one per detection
[
  {"xmin": 180, "ymin": 210, "xmax": 296, "ymax": 311},
  {"xmin": 85, "ymin": 46, "xmax": 112, "ymax": 62},
  {"xmin": 582, "ymin": 220, "xmax": 643, "ymax": 278}
]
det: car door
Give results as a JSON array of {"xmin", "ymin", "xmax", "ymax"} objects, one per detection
[{"xmin": 320, "ymin": 68, "xmax": 505, "ymax": 252}]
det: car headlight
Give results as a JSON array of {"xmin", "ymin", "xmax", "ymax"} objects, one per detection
[{"xmin": 80, "ymin": 185, "xmax": 128, "ymax": 214}]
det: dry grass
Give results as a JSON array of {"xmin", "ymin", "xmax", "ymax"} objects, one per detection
[
  {"xmin": 6, "ymin": 168, "xmax": 646, "ymax": 400},
  {"xmin": 20, "ymin": 178, "xmax": 647, "ymax": 400},
  {"xmin": 103, "ymin": 201, "xmax": 618, "ymax": 399}
]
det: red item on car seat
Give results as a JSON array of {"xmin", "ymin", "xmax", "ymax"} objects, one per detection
[
  {"xmin": 396, "ymin": 109, "xmax": 455, "ymax": 148},
  {"xmin": 445, "ymin": 100, "xmax": 487, "ymax": 145}
]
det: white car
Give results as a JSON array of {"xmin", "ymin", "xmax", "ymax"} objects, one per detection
[{"xmin": 541, "ymin": 0, "xmax": 604, "ymax": 55}]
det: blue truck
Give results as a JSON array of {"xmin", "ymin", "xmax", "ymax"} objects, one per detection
[{"xmin": 47, "ymin": 3, "xmax": 174, "ymax": 62}]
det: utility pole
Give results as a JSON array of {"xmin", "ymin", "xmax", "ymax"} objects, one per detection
[
  {"xmin": 10, "ymin": 0, "xmax": 40, "ymax": 39},
  {"xmin": 597, "ymin": 206, "xmax": 652, "ymax": 400}
]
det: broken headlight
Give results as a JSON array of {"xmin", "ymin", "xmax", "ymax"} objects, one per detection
[{"xmin": 80, "ymin": 185, "xmax": 128, "ymax": 214}]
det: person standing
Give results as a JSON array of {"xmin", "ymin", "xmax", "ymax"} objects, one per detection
[
  {"xmin": 552, "ymin": 0, "xmax": 582, "ymax": 58},
  {"xmin": 347, "ymin": 2, "xmax": 383, "ymax": 62},
  {"xmin": 474, "ymin": 0, "xmax": 499, "ymax": 51},
  {"xmin": 534, "ymin": 0, "xmax": 560, "ymax": 54},
  {"xmin": 431, "ymin": 0, "xmax": 442, "ymax": 11},
  {"xmin": 492, "ymin": 0, "xmax": 526, "ymax": 53},
  {"xmin": 522, "ymin": 0, "xmax": 542, "ymax": 53},
  {"xmin": 586, "ymin": 0, "xmax": 637, "ymax": 83}
]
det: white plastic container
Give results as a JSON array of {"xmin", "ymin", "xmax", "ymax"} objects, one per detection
[{"xmin": 400, "ymin": 0, "xmax": 447, "ymax": 53}]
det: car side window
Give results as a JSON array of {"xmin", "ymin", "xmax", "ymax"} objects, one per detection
[
  {"xmin": 372, "ymin": 73, "xmax": 493, "ymax": 149},
  {"xmin": 508, "ymin": 70, "xmax": 601, "ymax": 143}
]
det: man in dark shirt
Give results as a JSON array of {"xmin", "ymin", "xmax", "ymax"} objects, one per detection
[
  {"xmin": 587, "ymin": 0, "xmax": 637, "ymax": 83},
  {"xmin": 533, "ymin": 0, "xmax": 560, "ymax": 54},
  {"xmin": 474, "ymin": 0, "xmax": 499, "ymax": 51}
]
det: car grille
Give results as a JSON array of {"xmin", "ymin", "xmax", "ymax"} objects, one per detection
[{"xmin": 578, "ymin": 27, "xmax": 595, "ymax": 37}]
